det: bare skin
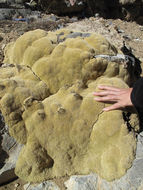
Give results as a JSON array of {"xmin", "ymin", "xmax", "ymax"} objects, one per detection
[
  {"xmin": 93, "ymin": 85, "xmax": 133, "ymax": 111},
  {"xmin": 69, "ymin": 0, "xmax": 76, "ymax": 6}
]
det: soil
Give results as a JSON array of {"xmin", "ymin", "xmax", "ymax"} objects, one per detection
[
  {"xmin": 0, "ymin": 177, "xmax": 69, "ymax": 190},
  {"xmin": 0, "ymin": 14, "xmax": 143, "ymax": 190}
]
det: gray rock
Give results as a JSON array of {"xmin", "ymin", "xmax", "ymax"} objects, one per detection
[
  {"xmin": 0, "ymin": 0, "xmax": 26, "ymax": 4},
  {"xmin": 66, "ymin": 32, "xmax": 91, "ymax": 38},
  {"xmin": 0, "ymin": 8, "xmax": 30, "ymax": 20},
  {"xmin": 0, "ymin": 112, "xmax": 23, "ymax": 185},
  {"xmin": 0, "ymin": 8, "xmax": 40, "ymax": 20},
  {"xmin": 123, "ymin": 34, "xmax": 132, "ymax": 41},
  {"xmin": 57, "ymin": 31, "xmax": 91, "ymax": 43},
  {"xmin": 48, "ymin": 15, "xmax": 58, "ymax": 22},
  {"xmin": 23, "ymin": 181, "xmax": 60, "ymax": 190},
  {"xmin": 70, "ymin": 17, "xmax": 78, "ymax": 22},
  {"xmin": 0, "ymin": 0, "xmax": 12, "ymax": 3},
  {"xmin": 0, "ymin": 141, "xmax": 22, "ymax": 184},
  {"xmin": 139, "ymin": 26, "xmax": 143, "ymax": 31},
  {"xmin": 65, "ymin": 134, "xmax": 143, "ymax": 190},
  {"xmin": 1, "ymin": 133, "xmax": 17, "ymax": 153},
  {"xmin": 0, "ymin": 0, "xmax": 27, "ymax": 9},
  {"xmin": 65, "ymin": 175, "xmax": 97, "ymax": 190}
]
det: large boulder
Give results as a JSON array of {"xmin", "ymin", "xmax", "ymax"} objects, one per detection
[{"xmin": 1, "ymin": 29, "xmax": 140, "ymax": 183}]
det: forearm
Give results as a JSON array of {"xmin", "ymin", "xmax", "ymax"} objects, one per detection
[
  {"xmin": 131, "ymin": 77, "xmax": 143, "ymax": 127},
  {"xmin": 131, "ymin": 77, "xmax": 143, "ymax": 110}
]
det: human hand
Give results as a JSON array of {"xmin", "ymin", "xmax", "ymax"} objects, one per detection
[{"xmin": 93, "ymin": 85, "xmax": 133, "ymax": 111}]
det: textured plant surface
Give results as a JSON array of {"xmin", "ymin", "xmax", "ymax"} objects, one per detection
[{"xmin": 1, "ymin": 29, "xmax": 139, "ymax": 182}]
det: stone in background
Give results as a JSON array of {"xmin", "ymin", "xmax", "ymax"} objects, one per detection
[{"xmin": 0, "ymin": 113, "xmax": 22, "ymax": 185}]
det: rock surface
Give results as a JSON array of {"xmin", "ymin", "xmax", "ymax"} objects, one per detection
[
  {"xmin": 24, "ymin": 181, "xmax": 60, "ymax": 190},
  {"xmin": 0, "ymin": 113, "xmax": 22, "ymax": 185},
  {"xmin": 0, "ymin": 142, "xmax": 22, "ymax": 185},
  {"xmin": 0, "ymin": 8, "xmax": 29, "ymax": 20},
  {"xmin": 0, "ymin": 0, "xmax": 41, "ymax": 20}
]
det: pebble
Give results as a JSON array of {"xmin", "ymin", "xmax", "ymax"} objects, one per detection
[
  {"xmin": 94, "ymin": 13, "xmax": 100, "ymax": 18},
  {"xmin": 123, "ymin": 35, "xmax": 131, "ymax": 40},
  {"xmin": 139, "ymin": 26, "xmax": 143, "ymax": 31},
  {"xmin": 70, "ymin": 17, "xmax": 78, "ymax": 22},
  {"xmin": 105, "ymin": 21, "xmax": 112, "ymax": 27},
  {"xmin": 134, "ymin": 38, "xmax": 141, "ymax": 42},
  {"xmin": 14, "ymin": 183, "xmax": 20, "ymax": 188},
  {"xmin": 114, "ymin": 26, "xmax": 125, "ymax": 33}
]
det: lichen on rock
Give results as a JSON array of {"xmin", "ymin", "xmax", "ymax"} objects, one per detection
[{"xmin": 0, "ymin": 29, "xmax": 140, "ymax": 182}]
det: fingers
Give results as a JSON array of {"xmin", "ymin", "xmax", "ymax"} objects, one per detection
[
  {"xmin": 103, "ymin": 103, "xmax": 122, "ymax": 111},
  {"xmin": 93, "ymin": 90, "xmax": 119, "ymax": 97},
  {"xmin": 98, "ymin": 85, "xmax": 121, "ymax": 92},
  {"xmin": 94, "ymin": 95, "xmax": 118, "ymax": 102},
  {"xmin": 93, "ymin": 85, "xmax": 128, "ymax": 111}
]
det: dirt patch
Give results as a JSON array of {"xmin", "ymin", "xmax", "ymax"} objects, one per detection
[
  {"xmin": 0, "ymin": 178, "xmax": 26, "ymax": 190},
  {"xmin": 0, "ymin": 176, "xmax": 68, "ymax": 190},
  {"xmin": 66, "ymin": 17, "xmax": 143, "ymax": 61}
]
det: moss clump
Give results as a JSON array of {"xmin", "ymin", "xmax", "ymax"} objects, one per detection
[
  {"xmin": 0, "ymin": 29, "xmax": 139, "ymax": 182},
  {"xmin": 4, "ymin": 29, "xmax": 134, "ymax": 94},
  {"xmin": 0, "ymin": 64, "xmax": 50, "ymax": 144},
  {"xmin": 15, "ymin": 77, "xmax": 138, "ymax": 182}
]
